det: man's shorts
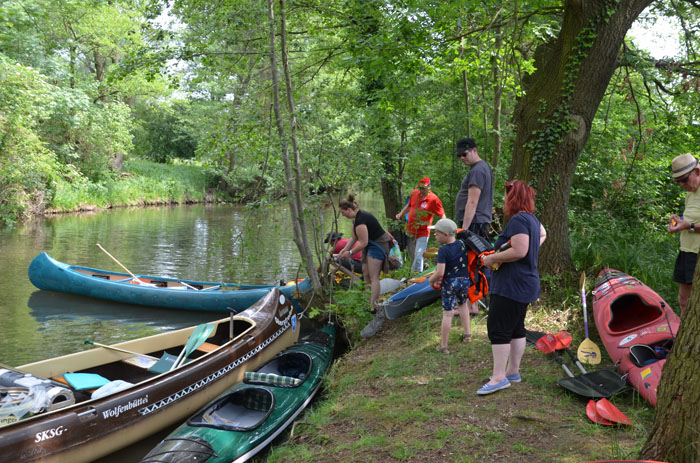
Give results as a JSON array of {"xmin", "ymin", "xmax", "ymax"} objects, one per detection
[{"xmin": 673, "ymin": 251, "xmax": 698, "ymax": 285}]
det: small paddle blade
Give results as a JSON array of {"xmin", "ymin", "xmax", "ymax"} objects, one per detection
[
  {"xmin": 586, "ymin": 400, "xmax": 613, "ymax": 425},
  {"xmin": 554, "ymin": 331, "xmax": 572, "ymax": 350},
  {"xmin": 170, "ymin": 323, "xmax": 216, "ymax": 371},
  {"xmin": 183, "ymin": 323, "xmax": 216, "ymax": 359},
  {"xmin": 578, "ymin": 338, "xmax": 602, "ymax": 365},
  {"xmin": 535, "ymin": 333, "xmax": 557, "ymax": 354},
  {"xmin": 423, "ymin": 247, "xmax": 438, "ymax": 259},
  {"xmin": 408, "ymin": 270, "xmax": 435, "ymax": 283},
  {"xmin": 596, "ymin": 398, "xmax": 632, "ymax": 426}
]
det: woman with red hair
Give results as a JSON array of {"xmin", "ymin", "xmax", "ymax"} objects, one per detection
[{"xmin": 477, "ymin": 180, "xmax": 547, "ymax": 395}]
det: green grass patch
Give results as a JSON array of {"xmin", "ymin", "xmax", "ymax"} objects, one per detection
[{"xmin": 48, "ymin": 158, "xmax": 222, "ymax": 212}]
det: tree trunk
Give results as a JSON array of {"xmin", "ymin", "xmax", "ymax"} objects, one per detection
[
  {"xmin": 278, "ymin": 0, "xmax": 322, "ymax": 291},
  {"xmin": 460, "ymin": 41, "xmax": 471, "ymax": 138},
  {"xmin": 267, "ymin": 0, "xmax": 321, "ymax": 293},
  {"xmin": 491, "ymin": 29, "xmax": 503, "ymax": 168},
  {"xmin": 509, "ymin": 0, "xmax": 652, "ymax": 274},
  {"xmin": 640, "ymin": 267, "xmax": 700, "ymax": 462}
]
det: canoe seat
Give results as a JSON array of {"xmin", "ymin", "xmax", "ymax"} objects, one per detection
[
  {"xmin": 196, "ymin": 342, "xmax": 219, "ymax": 353},
  {"xmin": 609, "ymin": 294, "xmax": 662, "ymax": 333},
  {"xmin": 191, "ymin": 387, "xmax": 273, "ymax": 431},
  {"xmin": 244, "ymin": 371, "xmax": 301, "ymax": 387},
  {"xmin": 52, "ymin": 373, "xmax": 109, "ymax": 392}
]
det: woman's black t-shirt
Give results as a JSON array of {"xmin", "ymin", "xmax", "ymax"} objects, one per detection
[{"xmin": 354, "ymin": 210, "xmax": 385, "ymax": 242}]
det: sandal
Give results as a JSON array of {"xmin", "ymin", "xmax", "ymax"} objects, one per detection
[
  {"xmin": 461, "ymin": 333, "xmax": 472, "ymax": 343},
  {"xmin": 438, "ymin": 347, "xmax": 450, "ymax": 354}
]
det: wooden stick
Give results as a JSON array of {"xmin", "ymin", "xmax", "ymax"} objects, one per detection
[
  {"xmin": 179, "ymin": 281, "xmax": 199, "ymax": 290},
  {"xmin": 84, "ymin": 340, "xmax": 157, "ymax": 360},
  {"xmin": 331, "ymin": 260, "xmax": 361, "ymax": 282},
  {"xmin": 96, "ymin": 243, "xmax": 152, "ymax": 286}
]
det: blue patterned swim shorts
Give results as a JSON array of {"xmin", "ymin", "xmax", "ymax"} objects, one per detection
[{"xmin": 441, "ymin": 276, "xmax": 471, "ymax": 311}]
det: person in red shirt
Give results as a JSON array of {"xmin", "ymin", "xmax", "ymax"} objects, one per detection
[
  {"xmin": 325, "ymin": 231, "xmax": 363, "ymax": 274},
  {"xmin": 395, "ymin": 177, "xmax": 446, "ymax": 272}
]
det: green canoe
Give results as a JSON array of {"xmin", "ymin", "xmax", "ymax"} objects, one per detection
[{"xmin": 141, "ymin": 325, "xmax": 336, "ymax": 463}]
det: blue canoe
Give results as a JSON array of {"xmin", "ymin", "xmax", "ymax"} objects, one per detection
[
  {"xmin": 27, "ymin": 252, "xmax": 311, "ymax": 313},
  {"xmin": 382, "ymin": 279, "xmax": 440, "ymax": 320}
]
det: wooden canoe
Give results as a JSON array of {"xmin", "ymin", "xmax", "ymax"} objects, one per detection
[
  {"xmin": 28, "ymin": 252, "xmax": 311, "ymax": 312},
  {"xmin": 141, "ymin": 325, "xmax": 335, "ymax": 463},
  {"xmin": 591, "ymin": 268, "xmax": 680, "ymax": 406},
  {"xmin": 0, "ymin": 288, "xmax": 301, "ymax": 463}
]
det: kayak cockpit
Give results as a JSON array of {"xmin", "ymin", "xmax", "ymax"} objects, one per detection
[
  {"xmin": 189, "ymin": 386, "xmax": 274, "ymax": 431},
  {"xmin": 252, "ymin": 351, "xmax": 312, "ymax": 384},
  {"xmin": 629, "ymin": 338, "xmax": 674, "ymax": 367},
  {"xmin": 608, "ymin": 294, "xmax": 663, "ymax": 333}
]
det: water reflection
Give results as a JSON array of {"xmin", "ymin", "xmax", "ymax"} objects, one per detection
[{"xmin": 1, "ymin": 195, "xmax": 385, "ymax": 366}]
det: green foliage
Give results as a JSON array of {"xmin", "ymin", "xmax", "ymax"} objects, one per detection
[
  {"xmin": 41, "ymin": 90, "xmax": 135, "ymax": 181},
  {"xmin": 131, "ymin": 100, "xmax": 197, "ymax": 162},
  {"xmin": 0, "ymin": 54, "xmax": 61, "ymax": 225}
]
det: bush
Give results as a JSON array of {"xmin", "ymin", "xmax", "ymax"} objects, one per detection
[{"xmin": 0, "ymin": 54, "xmax": 60, "ymax": 225}]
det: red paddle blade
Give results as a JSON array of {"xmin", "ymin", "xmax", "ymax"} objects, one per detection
[
  {"xmin": 554, "ymin": 331, "xmax": 572, "ymax": 350},
  {"xmin": 596, "ymin": 398, "xmax": 633, "ymax": 426},
  {"xmin": 535, "ymin": 333, "xmax": 557, "ymax": 354},
  {"xmin": 586, "ymin": 400, "xmax": 613, "ymax": 425}
]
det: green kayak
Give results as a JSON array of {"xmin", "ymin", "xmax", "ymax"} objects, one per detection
[{"xmin": 141, "ymin": 325, "xmax": 336, "ymax": 463}]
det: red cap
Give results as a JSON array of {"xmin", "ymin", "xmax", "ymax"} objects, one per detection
[{"xmin": 418, "ymin": 177, "xmax": 430, "ymax": 187}]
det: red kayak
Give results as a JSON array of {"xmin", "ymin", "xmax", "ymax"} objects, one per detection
[{"xmin": 591, "ymin": 269, "xmax": 680, "ymax": 406}]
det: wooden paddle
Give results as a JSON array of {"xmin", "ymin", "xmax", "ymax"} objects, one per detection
[
  {"xmin": 84, "ymin": 340, "xmax": 158, "ymax": 361},
  {"xmin": 96, "ymin": 243, "xmax": 154, "ymax": 286},
  {"xmin": 408, "ymin": 270, "xmax": 435, "ymax": 283},
  {"xmin": 577, "ymin": 272, "xmax": 601, "ymax": 365},
  {"xmin": 422, "ymin": 247, "xmax": 438, "ymax": 259}
]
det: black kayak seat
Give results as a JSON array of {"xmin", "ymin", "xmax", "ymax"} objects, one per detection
[
  {"xmin": 608, "ymin": 294, "xmax": 662, "ymax": 333},
  {"xmin": 630, "ymin": 344, "xmax": 661, "ymax": 367}
]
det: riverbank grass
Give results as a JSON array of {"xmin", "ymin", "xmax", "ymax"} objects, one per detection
[
  {"xmin": 49, "ymin": 158, "xmax": 219, "ymax": 212},
  {"xmin": 268, "ymin": 287, "xmax": 655, "ymax": 462}
]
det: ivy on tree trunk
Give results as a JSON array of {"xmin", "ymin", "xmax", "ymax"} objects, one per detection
[{"xmin": 509, "ymin": 0, "xmax": 652, "ymax": 274}]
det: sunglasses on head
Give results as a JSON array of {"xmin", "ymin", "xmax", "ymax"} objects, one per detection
[{"xmin": 505, "ymin": 181, "xmax": 515, "ymax": 192}]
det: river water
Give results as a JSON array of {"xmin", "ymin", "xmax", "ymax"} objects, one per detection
[{"xmin": 0, "ymin": 197, "xmax": 385, "ymax": 461}]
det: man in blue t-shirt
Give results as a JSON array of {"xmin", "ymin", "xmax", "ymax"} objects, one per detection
[{"xmin": 428, "ymin": 218, "xmax": 472, "ymax": 354}]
